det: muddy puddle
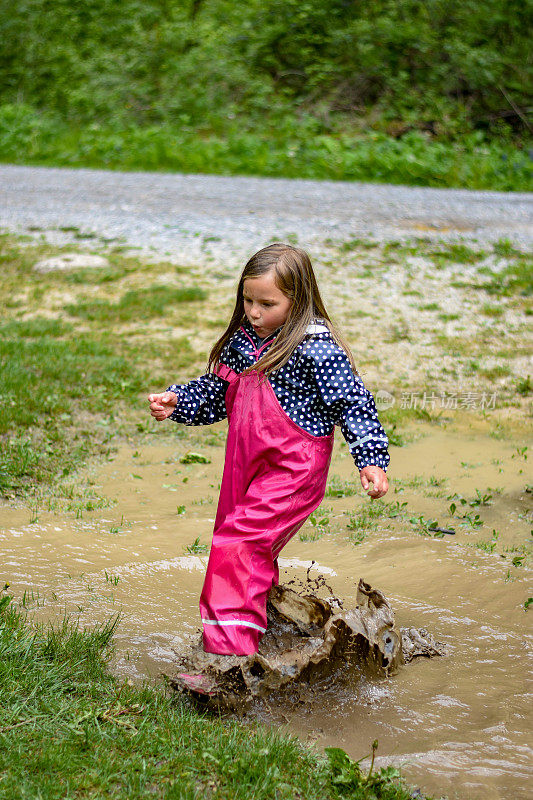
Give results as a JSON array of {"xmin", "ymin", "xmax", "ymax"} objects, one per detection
[{"xmin": 1, "ymin": 421, "xmax": 532, "ymax": 800}]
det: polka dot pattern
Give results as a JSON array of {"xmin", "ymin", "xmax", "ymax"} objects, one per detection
[{"xmin": 168, "ymin": 321, "xmax": 389, "ymax": 471}]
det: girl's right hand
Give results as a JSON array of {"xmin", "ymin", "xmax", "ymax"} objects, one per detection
[{"xmin": 148, "ymin": 391, "xmax": 178, "ymax": 421}]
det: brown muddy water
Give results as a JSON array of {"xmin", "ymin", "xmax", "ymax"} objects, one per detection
[{"xmin": 1, "ymin": 421, "xmax": 532, "ymax": 800}]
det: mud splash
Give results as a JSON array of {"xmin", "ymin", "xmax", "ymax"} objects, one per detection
[{"xmin": 170, "ymin": 578, "xmax": 446, "ymax": 712}]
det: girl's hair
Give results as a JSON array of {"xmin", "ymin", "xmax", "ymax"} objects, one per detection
[{"xmin": 207, "ymin": 243, "xmax": 357, "ymax": 377}]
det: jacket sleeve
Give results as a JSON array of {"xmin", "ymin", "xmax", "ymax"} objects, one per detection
[
  {"xmin": 310, "ymin": 343, "xmax": 390, "ymax": 472},
  {"xmin": 166, "ymin": 373, "xmax": 228, "ymax": 426}
]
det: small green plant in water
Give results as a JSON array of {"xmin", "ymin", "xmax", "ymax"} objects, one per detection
[
  {"xmin": 309, "ymin": 511, "xmax": 330, "ymax": 530},
  {"xmin": 460, "ymin": 512, "xmax": 483, "ymax": 530},
  {"xmin": 184, "ymin": 537, "xmax": 208, "ymax": 554},
  {"xmin": 512, "ymin": 446, "xmax": 528, "ymax": 461},
  {"xmin": 301, "ymin": 511, "xmax": 331, "ymax": 541},
  {"xmin": 474, "ymin": 529, "xmax": 499, "ymax": 553},
  {"xmin": 179, "ymin": 452, "xmax": 211, "ymax": 464},
  {"xmin": 104, "ymin": 571, "xmax": 120, "ymax": 586},
  {"xmin": 326, "ymin": 475, "xmax": 359, "ymax": 498},
  {"xmin": 469, "ymin": 489, "xmax": 493, "ymax": 507},
  {"xmin": 386, "ymin": 500, "xmax": 408, "ymax": 518},
  {"xmin": 409, "ymin": 514, "xmax": 455, "ymax": 537}
]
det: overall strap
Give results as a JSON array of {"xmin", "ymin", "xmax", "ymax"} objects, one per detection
[{"xmin": 216, "ymin": 363, "xmax": 239, "ymax": 382}]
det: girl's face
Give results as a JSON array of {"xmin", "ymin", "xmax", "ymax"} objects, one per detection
[{"xmin": 243, "ymin": 271, "xmax": 292, "ymax": 338}]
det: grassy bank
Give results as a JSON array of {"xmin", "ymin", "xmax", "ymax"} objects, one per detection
[
  {"xmin": 1, "ymin": 105, "xmax": 531, "ymax": 191},
  {"xmin": 0, "ymin": 591, "xmax": 425, "ymax": 800}
]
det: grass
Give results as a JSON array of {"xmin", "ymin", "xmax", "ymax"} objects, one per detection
[
  {"xmin": 481, "ymin": 304, "xmax": 504, "ymax": 318},
  {"xmin": 65, "ymin": 285, "xmax": 207, "ymax": 323},
  {"xmin": 184, "ymin": 537, "xmax": 209, "ymax": 554},
  {"xmin": 0, "ymin": 592, "xmax": 425, "ymax": 800},
  {"xmin": 481, "ymin": 254, "xmax": 533, "ymax": 297},
  {"xmin": 1, "ymin": 103, "xmax": 532, "ymax": 191},
  {"xmin": 300, "ymin": 510, "xmax": 331, "ymax": 541},
  {"xmin": 326, "ymin": 476, "xmax": 360, "ymax": 499},
  {"xmin": 0, "ymin": 321, "xmax": 141, "ymax": 493},
  {"xmin": 0, "ymin": 234, "xmax": 207, "ymax": 497},
  {"xmin": 345, "ymin": 501, "xmax": 402, "ymax": 543},
  {"xmin": 429, "ymin": 243, "xmax": 486, "ymax": 267},
  {"xmin": 515, "ymin": 376, "xmax": 531, "ymax": 396}
]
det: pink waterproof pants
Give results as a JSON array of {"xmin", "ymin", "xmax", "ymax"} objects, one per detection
[{"xmin": 199, "ymin": 330, "xmax": 334, "ymax": 655}]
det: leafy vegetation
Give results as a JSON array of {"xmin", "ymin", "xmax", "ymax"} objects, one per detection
[{"xmin": 0, "ymin": 0, "xmax": 531, "ymax": 189}]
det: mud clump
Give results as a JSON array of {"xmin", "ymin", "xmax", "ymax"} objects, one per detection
[
  {"xmin": 170, "ymin": 578, "xmax": 444, "ymax": 710},
  {"xmin": 400, "ymin": 626, "xmax": 446, "ymax": 662}
]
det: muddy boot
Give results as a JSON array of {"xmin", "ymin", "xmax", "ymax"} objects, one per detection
[{"xmin": 173, "ymin": 672, "xmax": 218, "ymax": 697}]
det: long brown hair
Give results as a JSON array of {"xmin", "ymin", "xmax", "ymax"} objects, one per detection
[{"xmin": 207, "ymin": 243, "xmax": 357, "ymax": 376}]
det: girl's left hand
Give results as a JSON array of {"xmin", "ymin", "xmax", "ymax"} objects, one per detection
[{"xmin": 359, "ymin": 466, "xmax": 389, "ymax": 498}]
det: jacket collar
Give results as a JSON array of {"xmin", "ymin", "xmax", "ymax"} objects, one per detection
[
  {"xmin": 241, "ymin": 319, "xmax": 280, "ymax": 344},
  {"xmin": 242, "ymin": 318, "xmax": 328, "ymax": 340}
]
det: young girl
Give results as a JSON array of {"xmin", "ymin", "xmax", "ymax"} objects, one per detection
[{"xmin": 148, "ymin": 243, "xmax": 389, "ymax": 659}]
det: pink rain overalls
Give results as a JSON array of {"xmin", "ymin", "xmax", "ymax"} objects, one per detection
[{"xmin": 199, "ymin": 328, "xmax": 334, "ymax": 655}]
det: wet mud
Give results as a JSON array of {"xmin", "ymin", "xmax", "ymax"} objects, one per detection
[
  {"xmin": 1, "ymin": 421, "xmax": 532, "ymax": 799},
  {"xmin": 170, "ymin": 576, "xmax": 448, "ymax": 718},
  {"xmin": 170, "ymin": 578, "xmax": 419, "ymax": 710}
]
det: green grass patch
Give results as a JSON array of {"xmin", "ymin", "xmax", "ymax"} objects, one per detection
[
  {"xmin": 478, "ymin": 364, "xmax": 511, "ymax": 381},
  {"xmin": 429, "ymin": 243, "xmax": 486, "ymax": 266},
  {"xmin": 65, "ymin": 285, "xmax": 207, "ymax": 323},
  {"xmin": 0, "ymin": 229, "xmax": 212, "ymax": 495},
  {"xmin": 0, "ymin": 235, "xmax": 206, "ymax": 497},
  {"xmin": 493, "ymin": 238, "xmax": 522, "ymax": 259},
  {"xmin": 345, "ymin": 501, "xmax": 401, "ymax": 541},
  {"xmin": 437, "ymin": 312, "xmax": 460, "ymax": 322},
  {"xmin": 481, "ymin": 304, "xmax": 504, "ymax": 317},
  {"xmin": 0, "ymin": 593, "xmax": 423, "ymax": 800},
  {"xmin": 0, "ymin": 319, "xmax": 144, "ymax": 494},
  {"xmin": 515, "ymin": 376, "xmax": 532, "ymax": 396},
  {"xmin": 482, "ymin": 254, "xmax": 533, "ymax": 297},
  {"xmin": 326, "ymin": 475, "xmax": 360, "ymax": 499},
  {"xmin": 339, "ymin": 238, "xmax": 378, "ymax": 252}
]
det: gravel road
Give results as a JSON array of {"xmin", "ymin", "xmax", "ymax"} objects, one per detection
[{"xmin": 0, "ymin": 164, "xmax": 531, "ymax": 266}]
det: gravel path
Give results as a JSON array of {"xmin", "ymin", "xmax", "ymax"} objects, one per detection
[{"xmin": 0, "ymin": 165, "xmax": 531, "ymax": 266}]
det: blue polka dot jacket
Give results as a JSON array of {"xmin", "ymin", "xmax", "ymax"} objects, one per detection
[{"xmin": 167, "ymin": 320, "xmax": 390, "ymax": 472}]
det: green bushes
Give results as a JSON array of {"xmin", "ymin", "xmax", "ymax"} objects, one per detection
[
  {"xmin": 1, "ymin": 106, "xmax": 530, "ymax": 189},
  {"xmin": 1, "ymin": 1, "xmax": 530, "ymax": 136},
  {"xmin": 0, "ymin": 1, "xmax": 531, "ymax": 189}
]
